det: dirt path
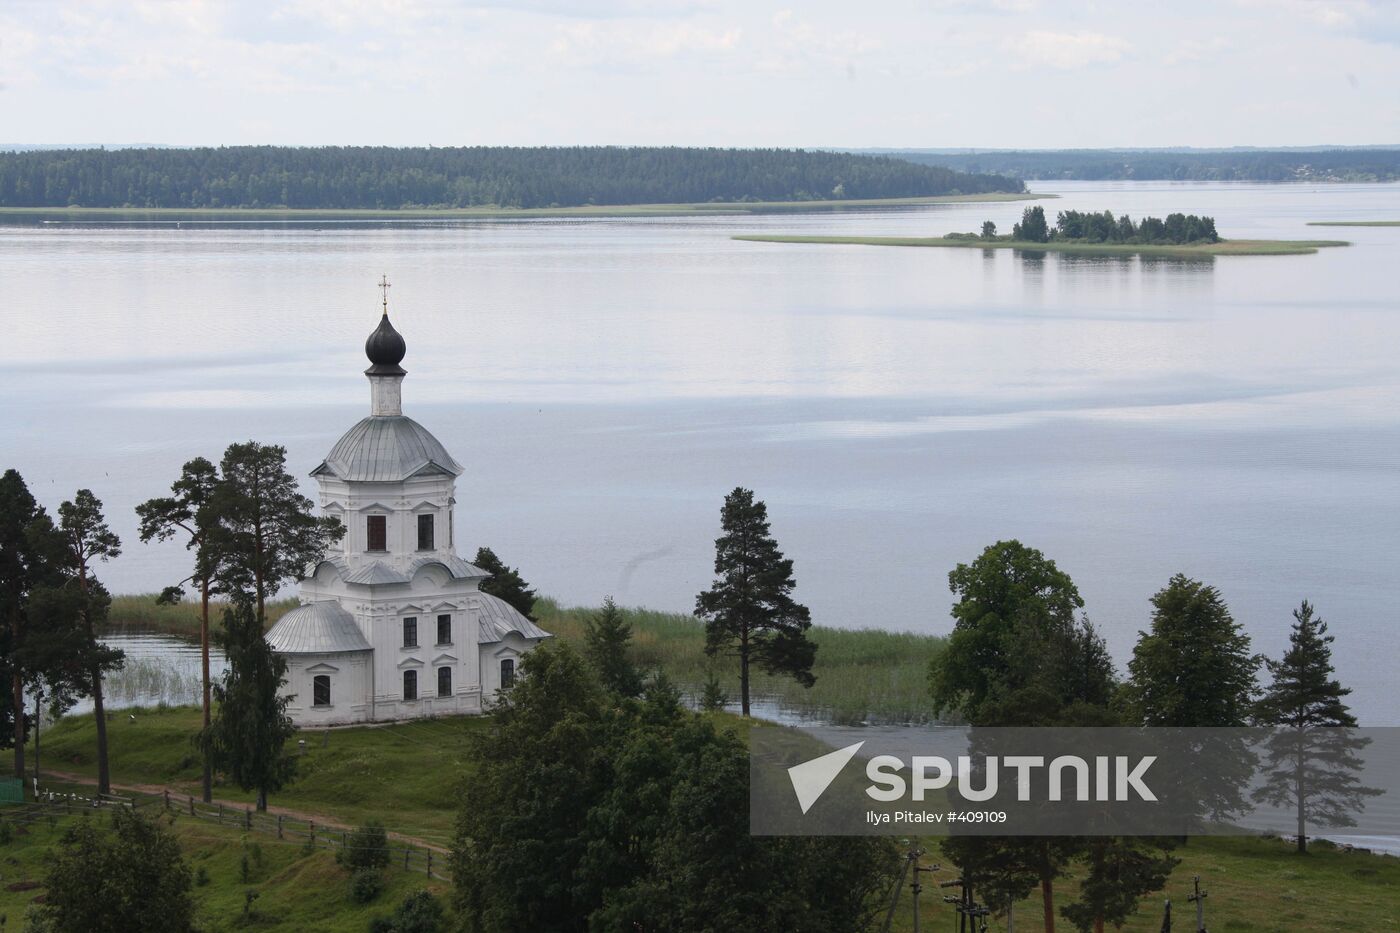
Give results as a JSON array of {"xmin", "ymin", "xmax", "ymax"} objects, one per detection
[{"xmin": 38, "ymin": 769, "xmax": 449, "ymax": 853}]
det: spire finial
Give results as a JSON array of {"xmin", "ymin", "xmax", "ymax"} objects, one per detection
[{"xmin": 378, "ymin": 274, "xmax": 391, "ymax": 316}]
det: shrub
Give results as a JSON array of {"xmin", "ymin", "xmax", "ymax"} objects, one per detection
[
  {"xmin": 339, "ymin": 822, "xmax": 391, "ymax": 871},
  {"xmin": 369, "ymin": 890, "xmax": 444, "ymax": 933},
  {"xmin": 350, "ymin": 868, "xmax": 384, "ymax": 904}
]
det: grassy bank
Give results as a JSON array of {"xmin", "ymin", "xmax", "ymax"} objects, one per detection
[
  {"xmin": 733, "ymin": 233, "xmax": 1350, "ymax": 257},
  {"xmin": 0, "ymin": 192, "xmax": 1044, "ymax": 223},
  {"xmin": 1307, "ymin": 219, "xmax": 1400, "ymax": 226},
  {"xmin": 0, "ymin": 803, "xmax": 448, "ymax": 932},
  {"xmin": 108, "ymin": 594, "xmax": 946, "ymax": 724},
  {"xmin": 22, "ymin": 708, "xmax": 1399, "ymax": 931}
]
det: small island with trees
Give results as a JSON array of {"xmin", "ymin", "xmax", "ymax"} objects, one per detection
[{"xmin": 736, "ymin": 205, "xmax": 1350, "ymax": 257}]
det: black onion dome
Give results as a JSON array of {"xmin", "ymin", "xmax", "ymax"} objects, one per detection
[{"xmin": 365, "ymin": 313, "xmax": 407, "ymax": 375}]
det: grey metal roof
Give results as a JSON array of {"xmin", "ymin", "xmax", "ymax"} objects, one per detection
[
  {"xmin": 344, "ymin": 561, "xmax": 409, "ymax": 585},
  {"xmin": 476, "ymin": 592, "xmax": 552, "ymax": 644},
  {"xmin": 314, "ymin": 554, "xmax": 489, "ymax": 586},
  {"xmin": 408, "ymin": 554, "xmax": 489, "ymax": 580},
  {"xmin": 267, "ymin": 601, "xmax": 372, "ymax": 654},
  {"xmin": 312, "ymin": 416, "xmax": 463, "ymax": 482}
]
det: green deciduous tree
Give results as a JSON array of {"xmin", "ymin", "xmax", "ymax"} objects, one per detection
[
  {"xmin": 1012, "ymin": 205, "xmax": 1050, "ymax": 242},
  {"xmin": 208, "ymin": 441, "xmax": 343, "ymax": 626},
  {"xmin": 37, "ymin": 807, "xmax": 195, "ymax": 933},
  {"xmin": 1252, "ymin": 601, "xmax": 1381, "ymax": 854},
  {"xmin": 583, "ymin": 596, "xmax": 643, "ymax": 698},
  {"xmin": 56, "ymin": 489, "xmax": 124, "ymax": 795},
  {"xmin": 695, "ymin": 488, "xmax": 816, "ymax": 716},
  {"xmin": 451, "ymin": 641, "xmax": 899, "ymax": 933},
  {"xmin": 474, "ymin": 547, "xmax": 539, "ymax": 621},
  {"xmin": 199, "ymin": 598, "xmax": 298, "ymax": 811},
  {"xmin": 136, "ymin": 456, "xmax": 222, "ymax": 802}
]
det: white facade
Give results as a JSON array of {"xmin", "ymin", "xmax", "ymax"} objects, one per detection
[{"xmin": 266, "ymin": 310, "xmax": 550, "ymax": 726}]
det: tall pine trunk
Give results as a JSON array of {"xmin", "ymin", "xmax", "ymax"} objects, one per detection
[
  {"xmin": 11, "ymin": 610, "xmax": 23, "ymax": 780},
  {"xmin": 1295, "ymin": 753, "xmax": 1307, "ymax": 854},
  {"xmin": 32, "ymin": 690, "xmax": 40, "ymax": 784},
  {"xmin": 739, "ymin": 627, "xmax": 751, "ymax": 716},
  {"xmin": 1041, "ymin": 877, "xmax": 1055, "ymax": 933},
  {"xmin": 200, "ymin": 577, "xmax": 212, "ymax": 803},
  {"xmin": 76, "ymin": 551, "xmax": 111, "ymax": 795}
]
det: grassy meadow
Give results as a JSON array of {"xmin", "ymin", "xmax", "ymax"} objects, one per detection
[
  {"xmin": 733, "ymin": 233, "xmax": 1351, "ymax": 257},
  {"xmin": 108, "ymin": 593, "xmax": 946, "ymax": 724},
  {"xmin": 0, "ymin": 803, "xmax": 448, "ymax": 932},
  {"xmin": 17, "ymin": 707, "xmax": 1399, "ymax": 932}
]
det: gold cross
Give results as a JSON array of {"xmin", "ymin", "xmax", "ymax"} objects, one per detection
[{"xmin": 378, "ymin": 274, "xmax": 391, "ymax": 315}]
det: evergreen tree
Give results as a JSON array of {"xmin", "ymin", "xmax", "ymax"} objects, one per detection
[
  {"xmin": 207, "ymin": 441, "xmax": 343, "ymax": 626},
  {"xmin": 695, "ymin": 488, "xmax": 816, "ymax": 717},
  {"xmin": 37, "ymin": 807, "xmax": 195, "ymax": 933},
  {"xmin": 1060, "ymin": 838, "xmax": 1179, "ymax": 933},
  {"xmin": 1120, "ymin": 574, "xmax": 1261, "ymax": 824},
  {"xmin": 1012, "ymin": 205, "xmax": 1050, "ymax": 242},
  {"xmin": 56, "ymin": 489, "xmax": 125, "ymax": 796},
  {"xmin": 1252, "ymin": 601, "xmax": 1381, "ymax": 853},
  {"xmin": 699, "ymin": 672, "xmax": 728, "ymax": 712},
  {"xmin": 199, "ymin": 598, "xmax": 298, "ymax": 811},
  {"xmin": 0, "ymin": 469, "xmax": 59, "ymax": 773},
  {"xmin": 1123, "ymin": 575, "xmax": 1258, "ymax": 726},
  {"xmin": 474, "ymin": 547, "xmax": 539, "ymax": 621},
  {"xmin": 583, "ymin": 596, "xmax": 643, "ymax": 698},
  {"xmin": 136, "ymin": 456, "xmax": 222, "ymax": 802}
]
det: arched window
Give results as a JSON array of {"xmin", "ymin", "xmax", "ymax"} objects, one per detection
[
  {"xmin": 313, "ymin": 675, "xmax": 330, "ymax": 707},
  {"xmin": 403, "ymin": 669, "xmax": 418, "ymax": 701},
  {"xmin": 500, "ymin": 658, "xmax": 516, "ymax": 689},
  {"xmin": 437, "ymin": 666, "xmax": 452, "ymax": 698}
]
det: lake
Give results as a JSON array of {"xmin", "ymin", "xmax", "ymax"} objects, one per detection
[{"xmin": 4, "ymin": 180, "xmax": 1398, "ymax": 724}]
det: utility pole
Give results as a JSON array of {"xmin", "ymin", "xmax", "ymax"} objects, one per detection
[
  {"xmin": 910, "ymin": 852, "xmax": 939, "ymax": 933},
  {"xmin": 940, "ymin": 878, "xmax": 967, "ymax": 933},
  {"xmin": 1161, "ymin": 899, "xmax": 1172, "ymax": 932},
  {"xmin": 1187, "ymin": 876, "xmax": 1207, "ymax": 932}
]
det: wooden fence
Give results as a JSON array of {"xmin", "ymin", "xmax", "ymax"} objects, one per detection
[{"xmin": 4, "ymin": 786, "xmax": 445, "ymax": 880}]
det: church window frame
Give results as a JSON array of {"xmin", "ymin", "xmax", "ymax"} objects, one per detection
[
  {"xmin": 437, "ymin": 666, "xmax": 452, "ymax": 698},
  {"xmin": 436, "ymin": 614, "xmax": 451, "ymax": 646},
  {"xmin": 500, "ymin": 657, "xmax": 516, "ymax": 689},
  {"xmin": 402, "ymin": 616, "xmax": 418, "ymax": 648},
  {"xmin": 403, "ymin": 669, "xmax": 418, "ymax": 701},
  {"xmin": 366, "ymin": 514, "xmax": 387, "ymax": 552},
  {"xmin": 312, "ymin": 675, "xmax": 331, "ymax": 707},
  {"xmin": 417, "ymin": 513, "xmax": 434, "ymax": 551}
]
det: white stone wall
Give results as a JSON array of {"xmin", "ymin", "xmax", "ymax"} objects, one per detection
[{"xmin": 283, "ymin": 652, "xmax": 372, "ymax": 726}]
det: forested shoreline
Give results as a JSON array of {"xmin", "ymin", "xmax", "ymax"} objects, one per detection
[
  {"xmin": 0, "ymin": 146, "xmax": 1021, "ymax": 210},
  {"xmin": 881, "ymin": 147, "xmax": 1400, "ymax": 182}
]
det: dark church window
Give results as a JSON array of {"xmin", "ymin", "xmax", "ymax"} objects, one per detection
[
  {"xmin": 438, "ymin": 666, "xmax": 452, "ymax": 698},
  {"xmin": 367, "ymin": 514, "xmax": 387, "ymax": 552},
  {"xmin": 437, "ymin": 614, "xmax": 451, "ymax": 645},
  {"xmin": 313, "ymin": 675, "xmax": 330, "ymax": 707},
  {"xmin": 403, "ymin": 617, "xmax": 417, "ymax": 648},
  {"xmin": 418, "ymin": 514, "xmax": 434, "ymax": 551},
  {"xmin": 500, "ymin": 658, "xmax": 516, "ymax": 689},
  {"xmin": 403, "ymin": 670, "xmax": 418, "ymax": 701}
]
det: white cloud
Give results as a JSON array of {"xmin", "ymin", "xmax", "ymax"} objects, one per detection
[{"xmin": 1003, "ymin": 30, "xmax": 1133, "ymax": 69}]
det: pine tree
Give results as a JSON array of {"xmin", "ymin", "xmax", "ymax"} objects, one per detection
[
  {"xmin": 136, "ymin": 456, "xmax": 222, "ymax": 802},
  {"xmin": 207, "ymin": 442, "xmax": 343, "ymax": 627},
  {"xmin": 1252, "ymin": 601, "xmax": 1381, "ymax": 853},
  {"xmin": 474, "ymin": 547, "xmax": 539, "ymax": 622},
  {"xmin": 1061, "ymin": 838, "xmax": 1179, "ymax": 933},
  {"xmin": 583, "ymin": 597, "xmax": 643, "ymax": 698},
  {"xmin": 695, "ymin": 488, "xmax": 815, "ymax": 717},
  {"xmin": 699, "ymin": 672, "xmax": 728, "ymax": 712},
  {"xmin": 199, "ymin": 598, "xmax": 298, "ymax": 811},
  {"xmin": 56, "ymin": 489, "xmax": 125, "ymax": 795}
]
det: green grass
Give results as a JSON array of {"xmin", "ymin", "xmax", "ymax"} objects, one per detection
[
  {"xmin": 0, "ymin": 805, "xmax": 449, "ymax": 932},
  {"xmin": 1307, "ymin": 220, "xmax": 1400, "ymax": 226},
  {"xmin": 30, "ymin": 707, "xmax": 478, "ymax": 844},
  {"xmin": 0, "ymin": 192, "xmax": 1044, "ymax": 222},
  {"xmin": 733, "ymin": 233, "xmax": 1351, "ymax": 257},
  {"xmin": 108, "ymin": 594, "xmax": 946, "ymax": 724},
  {"xmin": 24, "ymin": 709, "xmax": 1399, "ymax": 931},
  {"xmin": 884, "ymin": 834, "xmax": 1399, "ymax": 932}
]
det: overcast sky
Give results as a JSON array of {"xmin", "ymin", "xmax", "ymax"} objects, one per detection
[{"xmin": 3, "ymin": 0, "xmax": 1398, "ymax": 148}]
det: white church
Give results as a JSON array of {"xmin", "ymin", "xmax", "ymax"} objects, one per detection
[{"xmin": 265, "ymin": 294, "xmax": 550, "ymax": 726}]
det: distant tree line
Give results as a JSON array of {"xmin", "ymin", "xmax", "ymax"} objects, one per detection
[
  {"xmin": 0, "ymin": 146, "xmax": 1022, "ymax": 210},
  {"xmin": 888, "ymin": 147, "xmax": 1400, "ymax": 182},
  {"xmin": 985, "ymin": 205, "xmax": 1219, "ymax": 244}
]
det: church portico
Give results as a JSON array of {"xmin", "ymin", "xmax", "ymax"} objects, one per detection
[{"xmin": 266, "ymin": 283, "xmax": 549, "ymax": 726}]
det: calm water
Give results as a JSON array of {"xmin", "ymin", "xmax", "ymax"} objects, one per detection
[{"xmin": 4, "ymin": 181, "xmax": 1399, "ymax": 724}]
